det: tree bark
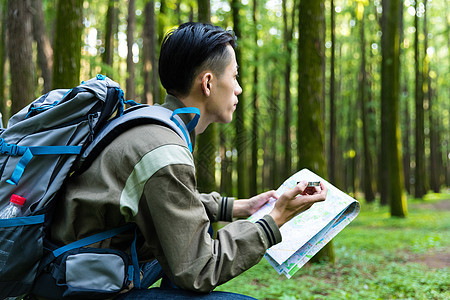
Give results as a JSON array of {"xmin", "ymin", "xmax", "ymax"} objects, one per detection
[
  {"xmin": 142, "ymin": 0, "xmax": 158, "ymax": 105},
  {"xmin": 196, "ymin": 0, "xmax": 217, "ymax": 193},
  {"xmin": 380, "ymin": 0, "xmax": 407, "ymax": 217},
  {"xmin": 250, "ymin": 0, "xmax": 259, "ymax": 195},
  {"xmin": 269, "ymin": 70, "xmax": 280, "ymax": 188},
  {"xmin": 328, "ymin": 0, "xmax": 336, "ymax": 185},
  {"xmin": 220, "ymin": 128, "xmax": 233, "ymax": 196},
  {"xmin": 424, "ymin": 0, "xmax": 440, "ymax": 192},
  {"xmin": 8, "ymin": 0, "xmax": 34, "ymax": 115},
  {"xmin": 52, "ymin": 0, "xmax": 83, "ymax": 89},
  {"xmin": 0, "ymin": 0, "xmax": 8, "ymax": 126},
  {"xmin": 126, "ymin": 0, "xmax": 136, "ymax": 101},
  {"xmin": 414, "ymin": 0, "xmax": 426, "ymax": 198},
  {"xmin": 282, "ymin": 0, "xmax": 296, "ymax": 181},
  {"xmin": 102, "ymin": 0, "xmax": 116, "ymax": 77},
  {"xmin": 358, "ymin": 5, "xmax": 375, "ymax": 202},
  {"xmin": 297, "ymin": 0, "xmax": 334, "ymax": 263},
  {"xmin": 232, "ymin": 0, "xmax": 249, "ymax": 198},
  {"xmin": 31, "ymin": 0, "xmax": 53, "ymax": 93},
  {"xmin": 198, "ymin": 0, "xmax": 210, "ymax": 23}
]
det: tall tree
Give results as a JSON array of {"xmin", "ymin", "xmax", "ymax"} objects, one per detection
[
  {"xmin": 268, "ymin": 63, "xmax": 281, "ymax": 188},
  {"xmin": 297, "ymin": 0, "xmax": 334, "ymax": 263},
  {"xmin": 198, "ymin": 0, "xmax": 211, "ymax": 22},
  {"xmin": 126, "ymin": 0, "xmax": 136, "ymax": 101},
  {"xmin": 232, "ymin": 0, "xmax": 249, "ymax": 198},
  {"xmin": 250, "ymin": 0, "xmax": 259, "ymax": 195},
  {"xmin": 8, "ymin": 0, "xmax": 34, "ymax": 115},
  {"xmin": 328, "ymin": 0, "xmax": 337, "ymax": 185},
  {"xmin": 357, "ymin": 1, "xmax": 375, "ymax": 202},
  {"xmin": 196, "ymin": 0, "xmax": 217, "ymax": 193},
  {"xmin": 0, "ymin": 0, "xmax": 7, "ymax": 126},
  {"xmin": 414, "ymin": 0, "xmax": 426, "ymax": 198},
  {"xmin": 219, "ymin": 129, "xmax": 233, "ymax": 196},
  {"xmin": 380, "ymin": 0, "xmax": 407, "ymax": 217},
  {"xmin": 282, "ymin": 0, "xmax": 296, "ymax": 182},
  {"xmin": 31, "ymin": 0, "xmax": 53, "ymax": 93},
  {"xmin": 142, "ymin": 0, "xmax": 158, "ymax": 104},
  {"xmin": 102, "ymin": 0, "xmax": 116, "ymax": 77},
  {"xmin": 52, "ymin": 0, "xmax": 83, "ymax": 89},
  {"xmin": 425, "ymin": 0, "xmax": 440, "ymax": 192},
  {"xmin": 401, "ymin": 70, "xmax": 412, "ymax": 194},
  {"xmin": 157, "ymin": 0, "xmax": 167, "ymax": 104},
  {"xmin": 399, "ymin": 0, "xmax": 411, "ymax": 194}
]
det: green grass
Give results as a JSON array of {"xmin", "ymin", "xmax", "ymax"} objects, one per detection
[{"xmin": 215, "ymin": 192, "xmax": 450, "ymax": 299}]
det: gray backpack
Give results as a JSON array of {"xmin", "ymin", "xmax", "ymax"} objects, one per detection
[{"xmin": 0, "ymin": 75, "xmax": 198, "ymax": 298}]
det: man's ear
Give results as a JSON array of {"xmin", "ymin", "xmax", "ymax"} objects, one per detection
[{"xmin": 201, "ymin": 72, "xmax": 213, "ymax": 97}]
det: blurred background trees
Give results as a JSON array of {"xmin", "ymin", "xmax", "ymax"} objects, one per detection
[{"xmin": 1, "ymin": 0, "xmax": 448, "ymax": 221}]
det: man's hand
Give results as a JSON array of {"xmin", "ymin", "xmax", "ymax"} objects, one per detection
[
  {"xmin": 269, "ymin": 181, "xmax": 327, "ymax": 227},
  {"xmin": 233, "ymin": 190, "xmax": 278, "ymax": 218}
]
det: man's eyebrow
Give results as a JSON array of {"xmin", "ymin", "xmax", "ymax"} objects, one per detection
[{"xmin": 236, "ymin": 65, "xmax": 240, "ymax": 70}]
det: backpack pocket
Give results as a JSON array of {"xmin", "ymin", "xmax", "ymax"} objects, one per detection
[
  {"xmin": 34, "ymin": 247, "xmax": 132, "ymax": 299},
  {"xmin": 0, "ymin": 215, "xmax": 45, "ymax": 298}
]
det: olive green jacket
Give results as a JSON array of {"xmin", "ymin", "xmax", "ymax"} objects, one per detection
[{"xmin": 51, "ymin": 95, "xmax": 281, "ymax": 293}]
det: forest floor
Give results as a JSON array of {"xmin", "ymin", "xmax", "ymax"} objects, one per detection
[{"xmin": 406, "ymin": 198, "xmax": 450, "ymax": 269}]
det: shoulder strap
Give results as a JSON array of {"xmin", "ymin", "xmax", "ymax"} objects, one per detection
[{"xmin": 75, "ymin": 105, "xmax": 200, "ymax": 174}]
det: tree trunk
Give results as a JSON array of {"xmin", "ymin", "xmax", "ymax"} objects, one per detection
[
  {"xmin": 102, "ymin": 0, "xmax": 116, "ymax": 77},
  {"xmin": 142, "ymin": 0, "xmax": 158, "ymax": 105},
  {"xmin": 414, "ymin": 0, "xmax": 426, "ymax": 198},
  {"xmin": 297, "ymin": 0, "xmax": 334, "ymax": 263},
  {"xmin": 157, "ymin": 0, "xmax": 167, "ymax": 104},
  {"xmin": 126, "ymin": 0, "xmax": 136, "ymax": 101},
  {"xmin": 269, "ymin": 71, "xmax": 280, "ymax": 188},
  {"xmin": 335, "ymin": 44, "xmax": 345, "ymax": 190},
  {"xmin": 381, "ymin": 0, "xmax": 407, "ymax": 217},
  {"xmin": 232, "ymin": 0, "xmax": 249, "ymax": 198},
  {"xmin": 31, "ymin": 0, "xmax": 53, "ymax": 93},
  {"xmin": 424, "ymin": 0, "xmax": 439, "ymax": 192},
  {"xmin": 402, "ymin": 77, "xmax": 411, "ymax": 194},
  {"xmin": 195, "ymin": 0, "xmax": 217, "ymax": 193},
  {"xmin": 282, "ymin": 0, "xmax": 296, "ymax": 180},
  {"xmin": 220, "ymin": 128, "xmax": 233, "ymax": 196},
  {"xmin": 8, "ymin": 0, "xmax": 34, "ymax": 115},
  {"xmin": 198, "ymin": 0, "xmax": 210, "ymax": 22},
  {"xmin": 250, "ymin": 0, "xmax": 259, "ymax": 196},
  {"xmin": 328, "ymin": 0, "xmax": 337, "ymax": 185},
  {"xmin": 0, "ymin": 0, "xmax": 8, "ymax": 126},
  {"xmin": 358, "ymin": 5, "xmax": 375, "ymax": 202},
  {"xmin": 52, "ymin": 0, "xmax": 83, "ymax": 89}
]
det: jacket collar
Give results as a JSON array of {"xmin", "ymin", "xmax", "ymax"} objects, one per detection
[{"xmin": 161, "ymin": 94, "xmax": 197, "ymax": 151}]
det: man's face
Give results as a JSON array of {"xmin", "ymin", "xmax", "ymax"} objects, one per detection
[{"xmin": 206, "ymin": 45, "xmax": 242, "ymax": 124}]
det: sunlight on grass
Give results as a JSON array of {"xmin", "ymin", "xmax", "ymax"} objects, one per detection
[{"xmin": 216, "ymin": 194, "xmax": 450, "ymax": 299}]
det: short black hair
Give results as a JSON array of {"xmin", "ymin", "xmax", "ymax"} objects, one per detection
[{"xmin": 159, "ymin": 22, "xmax": 237, "ymax": 97}]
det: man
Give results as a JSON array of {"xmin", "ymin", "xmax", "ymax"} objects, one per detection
[{"xmin": 47, "ymin": 22, "xmax": 327, "ymax": 298}]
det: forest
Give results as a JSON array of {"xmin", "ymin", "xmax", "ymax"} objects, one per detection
[{"xmin": 0, "ymin": 0, "xmax": 449, "ymax": 281}]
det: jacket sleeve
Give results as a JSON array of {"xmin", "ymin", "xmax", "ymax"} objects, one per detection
[
  {"xmin": 134, "ymin": 144, "xmax": 281, "ymax": 292},
  {"xmin": 198, "ymin": 192, "xmax": 234, "ymax": 222}
]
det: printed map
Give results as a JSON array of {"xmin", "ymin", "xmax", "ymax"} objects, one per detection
[{"xmin": 248, "ymin": 169, "xmax": 360, "ymax": 278}]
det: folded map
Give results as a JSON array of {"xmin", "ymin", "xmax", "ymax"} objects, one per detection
[{"xmin": 248, "ymin": 169, "xmax": 360, "ymax": 278}]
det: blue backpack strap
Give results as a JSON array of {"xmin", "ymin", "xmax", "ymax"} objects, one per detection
[
  {"xmin": 76, "ymin": 105, "xmax": 199, "ymax": 174},
  {"xmin": 130, "ymin": 226, "xmax": 141, "ymax": 289},
  {"xmin": 170, "ymin": 107, "xmax": 200, "ymax": 152},
  {"xmin": 52, "ymin": 223, "xmax": 135, "ymax": 258},
  {"xmin": 0, "ymin": 140, "xmax": 82, "ymax": 185}
]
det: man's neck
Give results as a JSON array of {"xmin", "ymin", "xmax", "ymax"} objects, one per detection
[{"xmin": 178, "ymin": 94, "xmax": 209, "ymax": 135}]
